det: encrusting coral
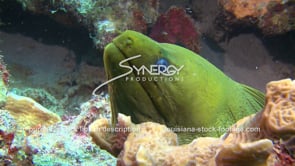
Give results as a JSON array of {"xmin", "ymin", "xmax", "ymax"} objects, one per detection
[
  {"xmin": 4, "ymin": 93, "xmax": 61, "ymax": 129},
  {"xmin": 218, "ymin": 0, "xmax": 295, "ymax": 35},
  {"xmin": 89, "ymin": 79, "xmax": 295, "ymax": 165}
]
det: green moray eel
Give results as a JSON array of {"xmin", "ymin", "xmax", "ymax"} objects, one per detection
[{"xmin": 101, "ymin": 30, "xmax": 265, "ymax": 139}]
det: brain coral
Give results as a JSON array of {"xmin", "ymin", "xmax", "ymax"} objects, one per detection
[{"xmin": 260, "ymin": 79, "xmax": 295, "ymax": 139}]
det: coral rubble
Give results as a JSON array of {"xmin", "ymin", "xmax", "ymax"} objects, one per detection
[
  {"xmin": 219, "ymin": 0, "xmax": 295, "ymax": 35},
  {"xmin": 150, "ymin": 6, "xmax": 200, "ymax": 53}
]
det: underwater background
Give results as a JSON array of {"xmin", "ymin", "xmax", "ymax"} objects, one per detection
[{"xmin": 0, "ymin": 0, "xmax": 295, "ymax": 165}]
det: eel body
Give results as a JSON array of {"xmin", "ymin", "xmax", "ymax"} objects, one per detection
[{"xmin": 102, "ymin": 30, "xmax": 265, "ymax": 137}]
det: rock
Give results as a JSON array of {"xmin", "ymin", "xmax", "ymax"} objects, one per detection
[
  {"xmin": 149, "ymin": 6, "xmax": 200, "ymax": 53},
  {"xmin": 219, "ymin": 0, "xmax": 295, "ymax": 35},
  {"xmin": 16, "ymin": 0, "xmax": 159, "ymax": 49}
]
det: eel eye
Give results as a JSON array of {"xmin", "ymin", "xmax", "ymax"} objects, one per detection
[{"xmin": 156, "ymin": 58, "xmax": 169, "ymax": 72}]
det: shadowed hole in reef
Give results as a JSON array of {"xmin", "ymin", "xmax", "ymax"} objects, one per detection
[
  {"xmin": 0, "ymin": 0, "xmax": 103, "ymax": 66},
  {"xmin": 262, "ymin": 31, "xmax": 295, "ymax": 64},
  {"xmin": 261, "ymin": 31, "xmax": 295, "ymax": 79},
  {"xmin": 200, "ymin": 35, "xmax": 225, "ymax": 70}
]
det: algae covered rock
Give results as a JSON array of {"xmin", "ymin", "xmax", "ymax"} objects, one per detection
[
  {"xmin": 0, "ymin": 54, "xmax": 9, "ymax": 108},
  {"xmin": 16, "ymin": 0, "xmax": 159, "ymax": 49}
]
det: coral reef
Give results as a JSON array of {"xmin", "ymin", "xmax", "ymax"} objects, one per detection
[
  {"xmin": 12, "ymin": 88, "xmax": 65, "ymax": 116},
  {"xmin": 25, "ymin": 94, "xmax": 115, "ymax": 165},
  {"xmin": 223, "ymin": 79, "xmax": 295, "ymax": 144},
  {"xmin": 92, "ymin": 113, "xmax": 222, "ymax": 165},
  {"xmin": 89, "ymin": 118, "xmax": 112, "ymax": 154},
  {"xmin": 58, "ymin": 63, "xmax": 106, "ymax": 93},
  {"xmin": 16, "ymin": 0, "xmax": 159, "ymax": 49},
  {"xmin": 4, "ymin": 93, "xmax": 61, "ymax": 129},
  {"xmin": 0, "ymin": 52, "xmax": 9, "ymax": 108},
  {"xmin": 0, "ymin": 110, "xmax": 28, "ymax": 165},
  {"xmin": 89, "ymin": 79, "xmax": 295, "ymax": 165},
  {"xmin": 0, "ymin": 129, "xmax": 30, "ymax": 165},
  {"xmin": 190, "ymin": 0, "xmax": 224, "ymax": 41},
  {"xmin": 115, "ymin": 121, "xmax": 271, "ymax": 166},
  {"xmin": 272, "ymin": 139, "xmax": 295, "ymax": 165},
  {"xmin": 149, "ymin": 6, "xmax": 200, "ymax": 53},
  {"xmin": 0, "ymin": 93, "xmax": 116, "ymax": 165},
  {"xmin": 219, "ymin": 79, "xmax": 295, "ymax": 165},
  {"xmin": 216, "ymin": 139, "xmax": 273, "ymax": 165},
  {"xmin": 56, "ymin": 63, "xmax": 107, "ymax": 114},
  {"xmin": 0, "ymin": 55, "xmax": 9, "ymax": 87},
  {"xmin": 89, "ymin": 113, "xmax": 133, "ymax": 156},
  {"xmin": 261, "ymin": 79, "xmax": 295, "ymax": 139},
  {"xmin": 218, "ymin": 0, "xmax": 295, "ymax": 35}
]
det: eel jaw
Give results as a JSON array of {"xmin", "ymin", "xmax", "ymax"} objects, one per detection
[
  {"xmin": 109, "ymin": 33, "xmax": 179, "ymax": 126},
  {"xmin": 103, "ymin": 43, "xmax": 166, "ymax": 124}
]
